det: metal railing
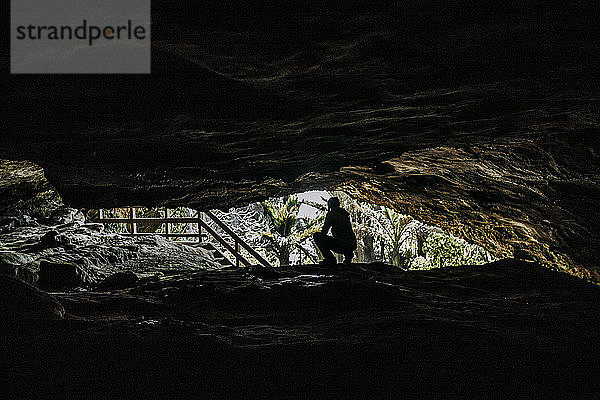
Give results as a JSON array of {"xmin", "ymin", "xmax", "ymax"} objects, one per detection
[{"xmin": 96, "ymin": 207, "xmax": 271, "ymax": 268}]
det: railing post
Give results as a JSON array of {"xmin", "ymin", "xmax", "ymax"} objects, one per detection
[
  {"xmin": 198, "ymin": 211, "xmax": 203, "ymax": 243},
  {"xmin": 235, "ymin": 241, "xmax": 240, "ymax": 268},
  {"xmin": 131, "ymin": 207, "xmax": 137, "ymax": 235},
  {"xmin": 164, "ymin": 207, "xmax": 169, "ymax": 237}
]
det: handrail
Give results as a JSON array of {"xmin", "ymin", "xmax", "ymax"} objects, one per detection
[
  {"xmin": 96, "ymin": 207, "xmax": 271, "ymax": 268},
  {"xmin": 204, "ymin": 210, "xmax": 272, "ymax": 268},
  {"xmin": 121, "ymin": 232, "xmax": 207, "ymax": 238},
  {"xmin": 94, "ymin": 217, "xmax": 201, "ymax": 223},
  {"xmin": 196, "ymin": 217, "xmax": 252, "ymax": 267}
]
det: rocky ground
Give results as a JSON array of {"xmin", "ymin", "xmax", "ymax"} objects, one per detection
[
  {"xmin": 0, "ymin": 205, "xmax": 220, "ymax": 291},
  {"xmin": 0, "ymin": 159, "xmax": 217, "ymax": 291},
  {"xmin": 2, "ymin": 258, "xmax": 600, "ymax": 398}
]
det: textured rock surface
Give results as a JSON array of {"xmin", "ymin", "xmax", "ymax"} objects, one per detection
[
  {"xmin": 0, "ymin": 170, "xmax": 221, "ymax": 289},
  {"xmin": 1, "ymin": 1, "xmax": 599, "ymax": 281},
  {"xmin": 0, "ymin": 251, "xmax": 37, "ymax": 284},
  {"xmin": 1, "ymin": 217, "xmax": 221, "ymax": 289},
  {"xmin": 38, "ymin": 260, "xmax": 93, "ymax": 290},
  {"xmin": 0, "ymin": 275, "xmax": 65, "ymax": 320},
  {"xmin": 96, "ymin": 271, "xmax": 139, "ymax": 291},
  {"xmin": 2, "ymin": 260, "xmax": 600, "ymax": 397},
  {"xmin": 340, "ymin": 137, "xmax": 600, "ymax": 282},
  {"xmin": 0, "ymin": 160, "xmax": 62, "ymax": 219},
  {"xmin": 0, "ymin": 251, "xmax": 34, "ymax": 271}
]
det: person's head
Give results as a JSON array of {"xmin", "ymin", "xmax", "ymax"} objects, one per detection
[{"xmin": 327, "ymin": 197, "xmax": 340, "ymax": 211}]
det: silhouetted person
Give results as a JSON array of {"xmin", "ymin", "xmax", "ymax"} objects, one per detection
[{"xmin": 313, "ymin": 197, "xmax": 357, "ymax": 264}]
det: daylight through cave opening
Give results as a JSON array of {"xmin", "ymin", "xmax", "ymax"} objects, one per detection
[{"xmin": 92, "ymin": 190, "xmax": 495, "ymax": 269}]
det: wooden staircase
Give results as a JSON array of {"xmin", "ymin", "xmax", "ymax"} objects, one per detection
[
  {"xmin": 196, "ymin": 242, "xmax": 235, "ymax": 267},
  {"xmin": 96, "ymin": 207, "xmax": 272, "ymax": 268}
]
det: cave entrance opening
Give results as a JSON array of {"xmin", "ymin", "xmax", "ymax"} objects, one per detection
[
  {"xmin": 214, "ymin": 190, "xmax": 495, "ymax": 268},
  {"xmin": 95, "ymin": 190, "xmax": 494, "ymax": 269}
]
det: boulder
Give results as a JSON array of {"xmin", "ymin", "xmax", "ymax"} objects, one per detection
[
  {"xmin": 0, "ymin": 215, "xmax": 37, "ymax": 233},
  {"xmin": 96, "ymin": 271, "xmax": 139, "ymax": 291},
  {"xmin": 47, "ymin": 207, "xmax": 85, "ymax": 225},
  {"xmin": 0, "ymin": 275, "xmax": 65, "ymax": 320},
  {"xmin": 80, "ymin": 223, "xmax": 104, "ymax": 232},
  {"xmin": 0, "ymin": 252, "xmax": 39, "ymax": 284},
  {"xmin": 0, "ymin": 251, "xmax": 34, "ymax": 274},
  {"xmin": 39, "ymin": 230, "xmax": 72, "ymax": 248},
  {"xmin": 16, "ymin": 266, "xmax": 39, "ymax": 286},
  {"xmin": 39, "ymin": 260, "xmax": 92, "ymax": 290}
]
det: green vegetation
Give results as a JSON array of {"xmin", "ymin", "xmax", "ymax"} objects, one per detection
[
  {"xmin": 221, "ymin": 191, "xmax": 494, "ymax": 268},
  {"xmin": 334, "ymin": 191, "xmax": 494, "ymax": 269},
  {"xmin": 261, "ymin": 196, "xmax": 323, "ymax": 266},
  {"xmin": 423, "ymin": 232, "xmax": 493, "ymax": 268}
]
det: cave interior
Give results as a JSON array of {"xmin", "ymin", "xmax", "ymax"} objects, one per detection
[{"xmin": 2, "ymin": 0, "xmax": 600, "ymax": 398}]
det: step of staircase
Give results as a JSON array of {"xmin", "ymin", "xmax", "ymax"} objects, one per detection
[{"xmin": 196, "ymin": 242, "xmax": 234, "ymax": 266}]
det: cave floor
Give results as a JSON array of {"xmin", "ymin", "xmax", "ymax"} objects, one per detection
[{"xmin": 3, "ymin": 260, "xmax": 600, "ymax": 399}]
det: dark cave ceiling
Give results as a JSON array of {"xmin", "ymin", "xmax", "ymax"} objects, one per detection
[{"xmin": 1, "ymin": 0, "xmax": 599, "ymax": 280}]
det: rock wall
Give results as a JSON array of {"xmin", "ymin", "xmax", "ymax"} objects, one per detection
[
  {"xmin": 0, "ymin": 160, "xmax": 221, "ymax": 289},
  {"xmin": 340, "ymin": 133, "xmax": 600, "ymax": 281}
]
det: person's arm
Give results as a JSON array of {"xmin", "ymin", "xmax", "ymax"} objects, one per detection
[{"xmin": 321, "ymin": 212, "xmax": 332, "ymax": 234}]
